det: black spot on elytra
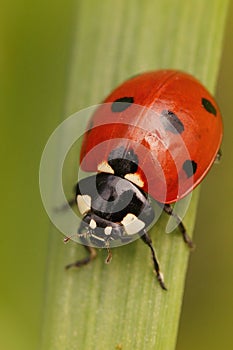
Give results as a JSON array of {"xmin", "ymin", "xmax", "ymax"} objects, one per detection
[
  {"xmin": 183, "ymin": 160, "xmax": 197, "ymax": 178},
  {"xmin": 161, "ymin": 110, "xmax": 184, "ymax": 134},
  {"xmin": 202, "ymin": 98, "xmax": 217, "ymax": 116},
  {"xmin": 108, "ymin": 146, "xmax": 138, "ymax": 176},
  {"xmin": 111, "ymin": 97, "xmax": 134, "ymax": 112}
]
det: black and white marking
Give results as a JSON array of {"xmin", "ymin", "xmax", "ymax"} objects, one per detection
[
  {"xmin": 121, "ymin": 213, "xmax": 145, "ymax": 235},
  {"xmin": 124, "ymin": 173, "xmax": 144, "ymax": 188},
  {"xmin": 77, "ymin": 194, "xmax": 91, "ymax": 215},
  {"xmin": 75, "ymin": 173, "xmax": 154, "ymax": 245},
  {"xmin": 97, "ymin": 161, "xmax": 114, "ymax": 174}
]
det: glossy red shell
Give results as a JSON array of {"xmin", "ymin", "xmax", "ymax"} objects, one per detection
[{"xmin": 80, "ymin": 70, "xmax": 223, "ymax": 203}]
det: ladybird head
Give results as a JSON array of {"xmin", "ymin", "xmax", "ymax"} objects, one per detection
[{"xmin": 75, "ymin": 173, "xmax": 155, "ymax": 247}]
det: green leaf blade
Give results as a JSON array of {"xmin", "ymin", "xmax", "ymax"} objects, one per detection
[{"xmin": 40, "ymin": 1, "xmax": 229, "ymax": 349}]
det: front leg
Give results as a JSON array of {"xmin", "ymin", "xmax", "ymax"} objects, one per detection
[
  {"xmin": 65, "ymin": 220, "xmax": 97, "ymax": 269},
  {"xmin": 65, "ymin": 244, "xmax": 97, "ymax": 269},
  {"xmin": 141, "ymin": 230, "xmax": 167, "ymax": 290}
]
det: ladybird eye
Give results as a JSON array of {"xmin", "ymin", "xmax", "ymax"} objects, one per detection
[
  {"xmin": 161, "ymin": 110, "xmax": 184, "ymax": 134},
  {"xmin": 202, "ymin": 98, "xmax": 217, "ymax": 116},
  {"xmin": 111, "ymin": 96, "xmax": 134, "ymax": 112}
]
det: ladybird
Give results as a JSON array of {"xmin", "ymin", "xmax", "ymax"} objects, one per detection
[{"xmin": 66, "ymin": 70, "xmax": 223, "ymax": 290}]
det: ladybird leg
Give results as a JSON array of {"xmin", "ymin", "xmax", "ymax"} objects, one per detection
[
  {"xmin": 67, "ymin": 198, "xmax": 76, "ymax": 207},
  {"xmin": 105, "ymin": 246, "xmax": 112, "ymax": 264},
  {"xmin": 141, "ymin": 231, "xmax": 167, "ymax": 290},
  {"xmin": 214, "ymin": 148, "xmax": 222, "ymax": 163},
  {"xmin": 65, "ymin": 223, "xmax": 97, "ymax": 269},
  {"xmin": 55, "ymin": 183, "xmax": 79, "ymax": 212},
  {"xmin": 65, "ymin": 243, "xmax": 97, "ymax": 269},
  {"xmin": 55, "ymin": 198, "xmax": 76, "ymax": 213},
  {"xmin": 163, "ymin": 204, "xmax": 194, "ymax": 249}
]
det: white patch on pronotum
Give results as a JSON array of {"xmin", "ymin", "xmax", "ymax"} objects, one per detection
[
  {"xmin": 77, "ymin": 194, "xmax": 91, "ymax": 215},
  {"xmin": 104, "ymin": 226, "xmax": 112, "ymax": 235},
  {"xmin": 89, "ymin": 219, "xmax": 97, "ymax": 230},
  {"xmin": 97, "ymin": 161, "xmax": 114, "ymax": 174},
  {"xmin": 121, "ymin": 213, "xmax": 145, "ymax": 235},
  {"xmin": 124, "ymin": 173, "xmax": 144, "ymax": 187}
]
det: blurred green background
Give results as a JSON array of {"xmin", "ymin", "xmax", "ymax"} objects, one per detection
[{"xmin": 1, "ymin": 1, "xmax": 232, "ymax": 350}]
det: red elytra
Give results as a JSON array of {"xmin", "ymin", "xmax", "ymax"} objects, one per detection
[{"xmin": 80, "ymin": 70, "xmax": 223, "ymax": 203}]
